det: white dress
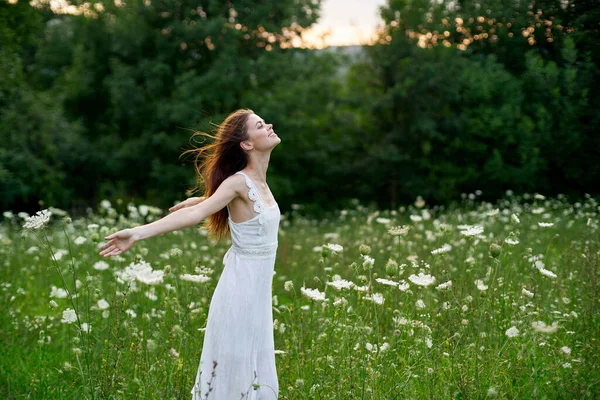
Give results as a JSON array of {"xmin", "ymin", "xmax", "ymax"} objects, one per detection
[{"xmin": 190, "ymin": 170, "xmax": 280, "ymax": 400}]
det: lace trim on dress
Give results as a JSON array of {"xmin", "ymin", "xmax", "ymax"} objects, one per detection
[
  {"xmin": 235, "ymin": 171, "xmax": 267, "ymax": 242},
  {"xmin": 236, "ymin": 171, "xmax": 265, "ymax": 214},
  {"xmin": 233, "ymin": 242, "xmax": 278, "ymax": 259}
]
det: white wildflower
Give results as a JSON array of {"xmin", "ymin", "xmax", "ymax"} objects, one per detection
[
  {"xmin": 93, "ymin": 261, "xmax": 110, "ymax": 271},
  {"xmin": 431, "ymin": 244, "xmax": 452, "ymax": 255},
  {"xmin": 364, "ymin": 293, "xmax": 384, "ymax": 305},
  {"xmin": 362, "ymin": 255, "xmax": 375, "ymax": 269},
  {"xmin": 537, "ymin": 267, "xmax": 557, "ymax": 279},
  {"xmin": 326, "ymin": 278, "xmax": 355, "ymax": 291},
  {"xmin": 538, "ymin": 222, "xmax": 554, "ymax": 227},
  {"xmin": 180, "ymin": 274, "xmax": 211, "ymax": 283},
  {"xmin": 375, "ymin": 278, "xmax": 398, "ymax": 287},
  {"xmin": 474, "ymin": 279, "xmax": 488, "ymax": 291},
  {"xmin": 436, "ymin": 280, "xmax": 452, "ymax": 291},
  {"xmin": 115, "ymin": 259, "xmax": 164, "ymax": 285},
  {"xmin": 324, "ymin": 243, "xmax": 343, "ymax": 253},
  {"xmin": 460, "ymin": 225, "xmax": 484, "ymax": 237},
  {"xmin": 416, "ymin": 299, "xmax": 426, "ymax": 309},
  {"xmin": 425, "ymin": 337, "xmax": 433, "ymax": 348},
  {"xmin": 61, "ymin": 308, "xmax": 77, "ymax": 324},
  {"xmin": 22, "ymin": 209, "xmax": 52, "ymax": 230},
  {"xmin": 522, "ymin": 288, "xmax": 534, "ymax": 298},
  {"xmin": 50, "ymin": 285, "xmax": 68, "ymax": 299},
  {"xmin": 505, "ymin": 237, "xmax": 519, "ymax": 245},
  {"xmin": 397, "ymin": 280, "xmax": 410, "ymax": 292},
  {"xmin": 170, "ymin": 247, "xmax": 183, "ymax": 257},
  {"xmin": 531, "ymin": 321, "xmax": 559, "ymax": 333},
  {"xmin": 97, "ymin": 299, "xmax": 110, "ymax": 310},
  {"xmin": 301, "ymin": 287, "xmax": 326, "ymax": 302},
  {"xmin": 388, "ymin": 225, "xmax": 410, "ymax": 236},
  {"xmin": 511, "ymin": 214, "xmax": 520, "ymax": 223},
  {"xmin": 505, "ymin": 326, "xmax": 519, "ymax": 338},
  {"xmin": 74, "ymin": 236, "xmax": 87, "ymax": 245},
  {"xmin": 408, "ymin": 272, "xmax": 436, "ymax": 287}
]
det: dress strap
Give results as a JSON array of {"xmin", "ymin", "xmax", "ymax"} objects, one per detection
[{"xmin": 234, "ymin": 171, "xmax": 264, "ymax": 214}]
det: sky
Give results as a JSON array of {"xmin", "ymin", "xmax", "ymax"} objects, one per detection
[{"xmin": 301, "ymin": 0, "xmax": 388, "ymax": 48}]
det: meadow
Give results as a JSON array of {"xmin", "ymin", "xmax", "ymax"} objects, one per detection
[{"xmin": 1, "ymin": 191, "xmax": 598, "ymax": 399}]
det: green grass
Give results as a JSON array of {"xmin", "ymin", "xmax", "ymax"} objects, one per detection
[{"xmin": 1, "ymin": 193, "xmax": 599, "ymax": 399}]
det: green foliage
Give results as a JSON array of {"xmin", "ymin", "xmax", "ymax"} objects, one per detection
[{"xmin": 0, "ymin": 0, "xmax": 598, "ymax": 216}]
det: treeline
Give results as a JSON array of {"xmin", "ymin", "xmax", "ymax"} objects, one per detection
[{"xmin": 1, "ymin": 0, "xmax": 598, "ymax": 216}]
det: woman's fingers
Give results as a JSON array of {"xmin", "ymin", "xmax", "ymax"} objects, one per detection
[
  {"xmin": 98, "ymin": 240, "xmax": 114, "ymax": 250},
  {"xmin": 104, "ymin": 248, "xmax": 120, "ymax": 258},
  {"xmin": 169, "ymin": 204, "xmax": 181, "ymax": 212},
  {"xmin": 99, "ymin": 244, "xmax": 116, "ymax": 256}
]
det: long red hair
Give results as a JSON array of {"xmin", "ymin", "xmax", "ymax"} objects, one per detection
[{"xmin": 180, "ymin": 109, "xmax": 254, "ymax": 243}]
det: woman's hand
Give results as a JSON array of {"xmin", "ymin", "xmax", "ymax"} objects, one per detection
[
  {"xmin": 98, "ymin": 228, "xmax": 139, "ymax": 258},
  {"xmin": 169, "ymin": 196, "xmax": 205, "ymax": 213}
]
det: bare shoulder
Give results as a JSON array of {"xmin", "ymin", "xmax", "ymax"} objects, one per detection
[{"xmin": 222, "ymin": 173, "xmax": 247, "ymax": 197}]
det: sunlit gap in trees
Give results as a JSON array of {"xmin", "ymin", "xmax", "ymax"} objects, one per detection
[
  {"xmin": 18, "ymin": 0, "xmax": 379, "ymax": 49},
  {"xmin": 14, "ymin": 0, "xmax": 571, "ymax": 51}
]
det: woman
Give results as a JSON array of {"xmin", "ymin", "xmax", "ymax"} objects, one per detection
[{"xmin": 98, "ymin": 108, "xmax": 282, "ymax": 399}]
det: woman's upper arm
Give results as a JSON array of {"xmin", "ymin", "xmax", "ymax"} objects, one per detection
[{"xmin": 189, "ymin": 175, "xmax": 243, "ymax": 222}]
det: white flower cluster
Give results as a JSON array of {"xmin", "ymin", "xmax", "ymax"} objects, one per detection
[
  {"xmin": 474, "ymin": 279, "xmax": 488, "ymax": 291},
  {"xmin": 435, "ymin": 280, "xmax": 452, "ymax": 291},
  {"xmin": 61, "ymin": 308, "xmax": 77, "ymax": 324},
  {"xmin": 301, "ymin": 287, "xmax": 326, "ymax": 302},
  {"xmin": 326, "ymin": 278, "xmax": 355, "ymax": 291},
  {"xmin": 364, "ymin": 293, "xmax": 384, "ymax": 305},
  {"xmin": 388, "ymin": 225, "xmax": 410, "ymax": 236},
  {"xmin": 114, "ymin": 259, "xmax": 164, "ymax": 285},
  {"xmin": 431, "ymin": 244, "xmax": 452, "ymax": 255},
  {"xmin": 459, "ymin": 225, "xmax": 484, "ymax": 237},
  {"xmin": 23, "ymin": 209, "xmax": 52, "ymax": 230},
  {"xmin": 533, "ymin": 259, "xmax": 557, "ymax": 279},
  {"xmin": 538, "ymin": 222, "xmax": 554, "ymax": 227},
  {"xmin": 375, "ymin": 278, "xmax": 398, "ymax": 287},
  {"xmin": 505, "ymin": 326, "xmax": 519, "ymax": 338},
  {"xmin": 408, "ymin": 272, "xmax": 436, "ymax": 287},
  {"xmin": 324, "ymin": 243, "xmax": 343, "ymax": 253},
  {"xmin": 531, "ymin": 320, "xmax": 559, "ymax": 333},
  {"xmin": 180, "ymin": 274, "xmax": 211, "ymax": 283},
  {"xmin": 93, "ymin": 261, "xmax": 110, "ymax": 271}
]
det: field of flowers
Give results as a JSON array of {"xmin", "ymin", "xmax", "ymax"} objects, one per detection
[{"xmin": 1, "ymin": 191, "xmax": 598, "ymax": 399}]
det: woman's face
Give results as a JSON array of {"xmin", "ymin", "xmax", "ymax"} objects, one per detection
[{"xmin": 243, "ymin": 113, "xmax": 281, "ymax": 151}]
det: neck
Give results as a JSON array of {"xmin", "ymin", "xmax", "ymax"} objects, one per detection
[{"xmin": 245, "ymin": 152, "xmax": 271, "ymax": 183}]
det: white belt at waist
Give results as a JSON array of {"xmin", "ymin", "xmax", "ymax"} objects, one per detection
[{"xmin": 223, "ymin": 241, "xmax": 278, "ymax": 263}]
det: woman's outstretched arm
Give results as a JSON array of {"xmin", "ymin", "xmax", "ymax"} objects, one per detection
[{"xmin": 98, "ymin": 176, "xmax": 240, "ymax": 258}]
